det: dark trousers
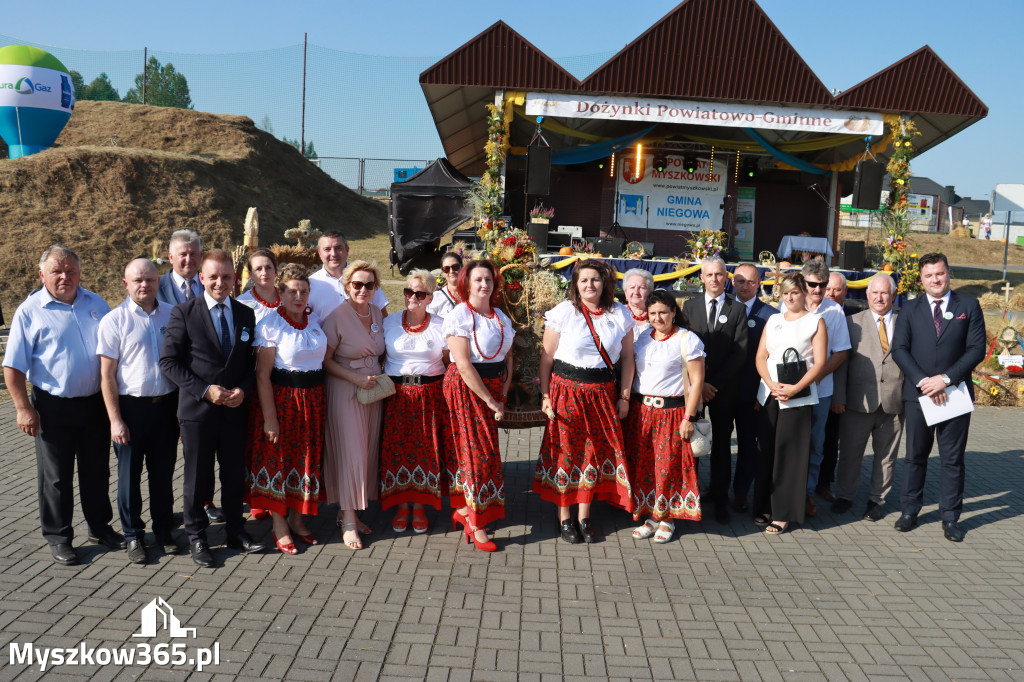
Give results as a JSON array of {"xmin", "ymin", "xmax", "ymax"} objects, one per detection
[
  {"xmin": 753, "ymin": 397, "xmax": 811, "ymax": 524},
  {"xmin": 732, "ymin": 398, "xmax": 758, "ymax": 497},
  {"xmin": 706, "ymin": 391, "xmax": 739, "ymax": 501},
  {"xmin": 180, "ymin": 410, "xmax": 246, "ymax": 543},
  {"xmin": 113, "ymin": 394, "xmax": 179, "ymax": 542},
  {"xmin": 31, "ymin": 388, "xmax": 113, "ymax": 545},
  {"xmin": 901, "ymin": 401, "xmax": 969, "ymax": 523},
  {"xmin": 819, "ymin": 409, "xmax": 840, "ymax": 489}
]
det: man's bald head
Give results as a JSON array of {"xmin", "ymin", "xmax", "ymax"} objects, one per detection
[{"xmin": 123, "ymin": 258, "xmax": 160, "ymax": 310}]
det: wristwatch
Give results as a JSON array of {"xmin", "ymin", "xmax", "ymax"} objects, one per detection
[
  {"xmin": 684, "ymin": 415, "xmax": 698, "ymax": 422},
  {"xmin": 941, "ymin": 374, "xmax": 951, "ymax": 386}
]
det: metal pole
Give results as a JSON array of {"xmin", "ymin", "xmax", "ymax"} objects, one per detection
[
  {"xmin": 142, "ymin": 47, "xmax": 147, "ymax": 104},
  {"xmin": 358, "ymin": 158, "xmax": 365, "ymax": 195},
  {"xmin": 300, "ymin": 33, "xmax": 307, "ymax": 157},
  {"xmin": 1003, "ymin": 211, "xmax": 1011, "ymax": 280}
]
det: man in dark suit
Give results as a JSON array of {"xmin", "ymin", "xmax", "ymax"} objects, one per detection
[
  {"xmin": 729, "ymin": 263, "xmax": 776, "ymax": 512},
  {"xmin": 159, "ymin": 249, "xmax": 266, "ymax": 566},
  {"xmin": 891, "ymin": 253, "xmax": 986, "ymax": 542},
  {"xmin": 157, "ymin": 229, "xmax": 204, "ymax": 307},
  {"xmin": 683, "ymin": 256, "xmax": 748, "ymax": 523}
]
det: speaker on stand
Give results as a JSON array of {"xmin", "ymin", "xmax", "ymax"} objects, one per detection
[
  {"xmin": 526, "ymin": 145, "xmax": 552, "ymax": 196},
  {"xmin": 852, "ymin": 160, "xmax": 885, "ymax": 210}
]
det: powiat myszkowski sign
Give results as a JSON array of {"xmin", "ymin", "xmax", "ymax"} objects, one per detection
[{"xmin": 615, "ymin": 155, "xmax": 727, "ymax": 232}]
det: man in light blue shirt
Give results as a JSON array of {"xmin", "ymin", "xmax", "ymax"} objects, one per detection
[{"xmin": 2, "ymin": 245, "xmax": 122, "ymax": 566}]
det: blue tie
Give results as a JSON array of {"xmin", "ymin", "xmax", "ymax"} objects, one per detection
[{"xmin": 216, "ymin": 304, "xmax": 232, "ymax": 357}]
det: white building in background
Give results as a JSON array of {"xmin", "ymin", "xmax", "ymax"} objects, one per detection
[
  {"xmin": 992, "ymin": 184, "xmax": 1024, "ymax": 245},
  {"xmin": 840, "ymin": 175, "xmax": 989, "ymax": 235}
]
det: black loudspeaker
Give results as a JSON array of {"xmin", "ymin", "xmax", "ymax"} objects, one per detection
[
  {"xmin": 593, "ymin": 237, "xmax": 625, "ymax": 255},
  {"xmin": 527, "ymin": 221, "xmax": 549, "ymax": 253},
  {"xmin": 852, "ymin": 160, "xmax": 885, "ymax": 210},
  {"xmin": 839, "ymin": 240, "xmax": 866, "ymax": 270},
  {"xmin": 526, "ymin": 145, "xmax": 552, "ymax": 195}
]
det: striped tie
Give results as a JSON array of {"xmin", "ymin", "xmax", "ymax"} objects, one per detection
[{"xmin": 933, "ymin": 300, "xmax": 942, "ymax": 336}]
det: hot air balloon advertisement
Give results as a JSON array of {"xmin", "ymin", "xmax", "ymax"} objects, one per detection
[{"xmin": 0, "ymin": 45, "xmax": 75, "ymax": 159}]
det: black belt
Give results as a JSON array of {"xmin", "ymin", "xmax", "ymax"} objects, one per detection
[
  {"xmin": 32, "ymin": 387, "xmax": 102, "ymax": 402},
  {"xmin": 553, "ymin": 360, "xmax": 615, "ymax": 384},
  {"xmin": 389, "ymin": 373, "xmax": 444, "ymax": 386},
  {"xmin": 631, "ymin": 392, "xmax": 687, "ymax": 409},
  {"xmin": 473, "ymin": 362, "xmax": 506, "ymax": 379},
  {"xmin": 122, "ymin": 392, "xmax": 176, "ymax": 404},
  {"xmin": 271, "ymin": 368, "xmax": 325, "ymax": 389}
]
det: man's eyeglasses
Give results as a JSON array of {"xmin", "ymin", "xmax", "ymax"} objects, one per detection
[
  {"xmin": 805, "ymin": 280, "xmax": 827, "ymax": 289},
  {"xmin": 403, "ymin": 288, "xmax": 429, "ymax": 300},
  {"xmin": 350, "ymin": 280, "xmax": 377, "ymax": 291},
  {"xmin": 442, "ymin": 264, "xmax": 461, "ymax": 274}
]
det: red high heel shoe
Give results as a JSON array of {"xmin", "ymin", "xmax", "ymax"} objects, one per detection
[
  {"xmin": 464, "ymin": 526, "xmax": 497, "ymax": 552},
  {"xmin": 392, "ymin": 507, "xmax": 410, "ymax": 533},
  {"xmin": 273, "ymin": 533, "xmax": 298, "ymax": 555},
  {"xmin": 292, "ymin": 531, "xmax": 318, "ymax": 546},
  {"xmin": 451, "ymin": 509, "xmax": 468, "ymax": 531}
]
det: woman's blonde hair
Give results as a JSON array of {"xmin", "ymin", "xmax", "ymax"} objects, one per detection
[
  {"xmin": 779, "ymin": 273, "xmax": 807, "ymax": 295},
  {"xmin": 341, "ymin": 260, "xmax": 381, "ymax": 289},
  {"xmin": 406, "ymin": 268, "xmax": 437, "ymax": 293}
]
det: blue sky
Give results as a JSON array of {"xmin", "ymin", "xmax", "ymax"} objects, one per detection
[{"xmin": 2, "ymin": 0, "xmax": 1020, "ymax": 201}]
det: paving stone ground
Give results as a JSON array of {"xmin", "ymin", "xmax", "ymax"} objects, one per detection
[{"xmin": 0, "ymin": 401, "xmax": 1021, "ymax": 681}]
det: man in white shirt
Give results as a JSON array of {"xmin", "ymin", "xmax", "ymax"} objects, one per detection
[
  {"xmin": 831, "ymin": 274, "xmax": 905, "ymax": 521},
  {"xmin": 98, "ymin": 259, "xmax": 184, "ymax": 564},
  {"xmin": 156, "ymin": 230, "xmax": 204, "ymax": 306},
  {"xmin": 818, "ymin": 271, "xmax": 851, "ymax": 502},
  {"xmin": 308, "ymin": 230, "xmax": 389, "ymax": 318},
  {"xmin": 780, "ymin": 260, "xmax": 851, "ymax": 517}
]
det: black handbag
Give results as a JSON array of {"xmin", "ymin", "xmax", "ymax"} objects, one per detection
[{"xmin": 776, "ymin": 347, "xmax": 810, "ymax": 398}]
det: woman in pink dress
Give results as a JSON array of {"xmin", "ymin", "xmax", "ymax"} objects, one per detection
[{"xmin": 322, "ymin": 261, "xmax": 386, "ymax": 550}]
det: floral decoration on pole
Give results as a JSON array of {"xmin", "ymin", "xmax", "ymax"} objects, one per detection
[{"xmin": 882, "ymin": 117, "xmax": 924, "ymax": 296}]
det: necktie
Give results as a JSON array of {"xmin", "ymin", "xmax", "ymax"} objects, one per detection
[
  {"xmin": 708, "ymin": 299, "xmax": 718, "ymax": 331},
  {"xmin": 878, "ymin": 317, "xmax": 889, "ymax": 354},
  {"xmin": 216, "ymin": 304, "xmax": 232, "ymax": 357},
  {"xmin": 183, "ymin": 279, "xmax": 196, "ymax": 301},
  {"xmin": 933, "ymin": 300, "xmax": 942, "ymax": 336}
]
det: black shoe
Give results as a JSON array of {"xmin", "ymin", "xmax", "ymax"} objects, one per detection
[
  {"xmin": 863, "ymin": 501, "xmax": 886, "ymax": 522},
  {"xmin": 155, "ymin": 531, "xmax": 184, "ymax": 555},
  {"xmin": 831, "ymin": 498, "xmax": 853, "ymax": 514},
  {"xmin": 50, "ymin": 543, "xmax": 78, "ymax": 566},
  {"xmin": 190, "ymin": 540, "xmax": 215, "ymax": 568},
  {"xmin": 559, "ymin": 519, "xmax": 582, "ymax": 544},
  {"xmin": 893, "ymin": 513, "xmax": 918, "ymax": 532},
  {"xmin": 815, "ymin": 485, "xmax": 836, "ymax": 503},
  {"xmin": 204, "ymin": 504, "xmax": 224, "ymax": 523},
  {"xmin": 89, "ymin": 527, "xmax": 127, "ymax": 550},
  {"xmin": 942, "ymin": 520, "xmax": 965, "ymax": 543},
  {"xmin": 225, "ymin": 530, "xmax": 266, "ymax": 554},
  {"xmin": 714, "ymin": 503, "xmax": 730, "ymax": 524},
  {"xmin": 579, "ymin": 518, "xmax": 598, "ymax": 544},
  {"xmin": 127, "ymin": 539, "xmax": 148, "ymax": 565}
]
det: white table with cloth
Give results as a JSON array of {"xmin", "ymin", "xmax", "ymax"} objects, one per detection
[{"xmin": 777, "ymin": 235, "xmax": 834, "ymax": 259}]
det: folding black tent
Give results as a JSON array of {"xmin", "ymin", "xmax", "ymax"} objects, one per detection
[{"xmin": 388, "ymin": 158, "xmax": 474, "ymax": 274}]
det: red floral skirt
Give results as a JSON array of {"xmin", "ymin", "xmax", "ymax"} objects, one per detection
[
  {"xmin": 245, "ymin": 383, "xmax": 326, "ymax": 516},
  {"xmin": 623, "ymin": 398, "xmax": 701, "ymax": 522},
  {"xmin": 532, "ymin": 373, "xmax": 632, "ymax": 510},
  {"xmin": 379, "ymin": 379, "xmax": 447, "ymax": 509},
  {"xmin": 443, "ymin": 363, "xmax": 504, "ymax": 527}
]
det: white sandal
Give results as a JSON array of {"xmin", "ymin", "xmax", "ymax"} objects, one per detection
[
  {"xmin": 652, "ymin": 521, "xmax": 675, "ymax": 544},
  {"xmin": 632, "ymin": 519, "xmax": 658, "ymax": 539}
]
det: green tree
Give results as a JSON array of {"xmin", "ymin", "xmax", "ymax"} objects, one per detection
[
  {"xmin": 123, "ymin": 57, "xmax": 192, "ymax": 109},
  {"xmin": 69, "ymin": 70, "xmax": 86, "ymax": 98},
  {"xmin": 69, "ymin": 70, "xmax": 121, "ymax": 102},
  {"xmin": 283, "ymin": 137, "xmax": 317, "ymax": 159}
]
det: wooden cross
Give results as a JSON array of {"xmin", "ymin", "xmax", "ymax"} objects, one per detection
[{"xmin": 1004, "ymin": 281, "xmax": 1014, "ymax": 306}]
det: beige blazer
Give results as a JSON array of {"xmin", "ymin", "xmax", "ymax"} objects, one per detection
[{"xmin": 832, "ymin": 309, "xmax": 904, "ymax": 415}]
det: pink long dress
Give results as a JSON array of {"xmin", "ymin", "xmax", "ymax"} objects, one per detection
[{"xmin": 322, "ymin": 301, "xmax": 386, "ymax": 509}]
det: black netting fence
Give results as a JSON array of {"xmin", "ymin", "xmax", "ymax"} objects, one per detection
[{"xmin": 0, "ymin": 34, "xmax": 614, "ymax": 194}]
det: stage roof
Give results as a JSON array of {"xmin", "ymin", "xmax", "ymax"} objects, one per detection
[{"xmin": 420, "ymin": 0, "xmax": 988, "ymax": 178}]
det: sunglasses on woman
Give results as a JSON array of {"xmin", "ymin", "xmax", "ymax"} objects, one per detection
[
  {"xmin": 350, "ymin": 280, "xmax": 376, "ymax": 291},
  {"xmin": 403, "ymin": 288, "xmax": 429, "ymax": 300},
  {"xmin": 442, "ymin": 264, "xmax": 461, "ymax": 274}
]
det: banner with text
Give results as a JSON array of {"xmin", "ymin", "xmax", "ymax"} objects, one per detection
[
  {"xmin": 526, "ymin": 92, "xmax": 884, "ymax": 136},
  {"xmin": 734, "ymin": 187, "xmax": 756, "ymax": 260},
  {"xmin": 615, "ymin": 154, "xmax": 727, "ymax": 231}
]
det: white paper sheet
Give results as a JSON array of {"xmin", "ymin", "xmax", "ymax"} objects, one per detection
[{"xmin": 918, "ymin": 382, "xmax": 975, "ymax": 426}]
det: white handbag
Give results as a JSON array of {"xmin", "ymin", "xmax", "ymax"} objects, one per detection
[{"xmin": 679, "ymin": 330, "xmax": 712, "ymax": 457}]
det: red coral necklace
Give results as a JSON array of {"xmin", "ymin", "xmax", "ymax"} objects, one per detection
[
  {"xmin": 467, "ymin": 302, "xmax": 503, "ymax": 360},
  {"xmin": 252, "ymin": 286, "xmax": 280, "ymax": 309},
  {"xmin": 402, "ymin": 311, "xmax": 429, "ymax": 334},
  {"xmin": 277, "ymin": 306, "xmax": 308, "ymax": 330}
]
